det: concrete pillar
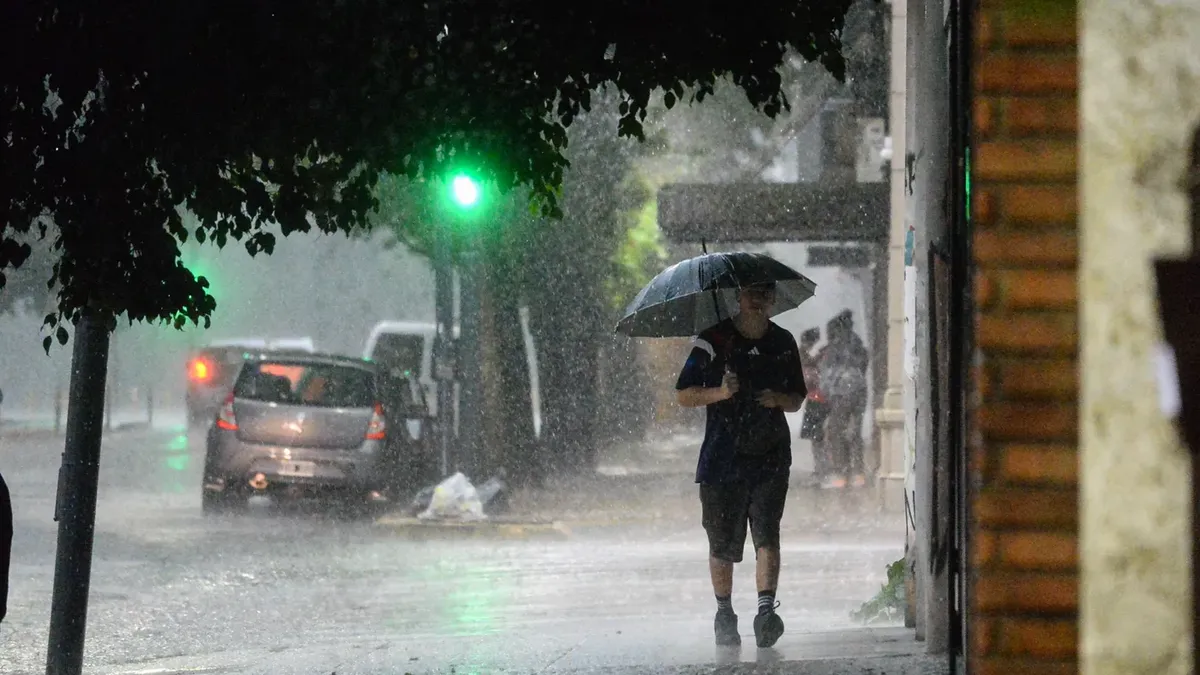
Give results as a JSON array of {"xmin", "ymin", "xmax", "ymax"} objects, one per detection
[
  {"xmin": 1080, "ymin": 1, "xmax": 1200, "ymax": 671},
  {"xmin": 876, "ymin": 0, "xmax": 908, "ymax": 512}
]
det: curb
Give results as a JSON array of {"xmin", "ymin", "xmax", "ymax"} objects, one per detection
[{"xmin": 373, "ymin": 515, "xmax": 572, "ymax": 540}]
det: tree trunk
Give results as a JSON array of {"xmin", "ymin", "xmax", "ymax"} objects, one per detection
[
  {"xmin": 478, "ymin": 246, "xmax": 538, "ymax": 486},
  {"xmin": 529, "ymin": 294, "xmax": 603, "ymax": 474},
  {"xmin": 526, "ymin": 213, "xmax": 609, "ymax": 475}
]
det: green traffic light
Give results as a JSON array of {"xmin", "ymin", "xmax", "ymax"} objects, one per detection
[{"xmin": 451, "ymin": 175, "xmax": 480, "ymax": 208}]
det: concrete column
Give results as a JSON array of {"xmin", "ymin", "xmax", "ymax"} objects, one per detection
[
  {"xmin": 1080, "ymin": 2, "xmax": 1200, "ymax": 671},
  {"xmin": 875, "ymin": 0, "xmax": 908, "ymax": 512}
]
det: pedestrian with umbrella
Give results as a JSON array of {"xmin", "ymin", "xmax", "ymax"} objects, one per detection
[{"xmin": 616, "ymin": 249, "xmax": 816, "ymax": 649}]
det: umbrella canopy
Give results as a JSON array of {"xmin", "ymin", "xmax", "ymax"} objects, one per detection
[{"xmin": 615, "ymin": 251, "xmax": 817, "ymax": 337}]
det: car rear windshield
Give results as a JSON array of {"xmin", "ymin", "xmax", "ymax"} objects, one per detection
[{"xmin": 234, "ymin": 362, "xmax": 376, "ymax": 408}]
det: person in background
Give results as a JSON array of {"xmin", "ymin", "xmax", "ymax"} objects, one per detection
[
  {"xmin": 818, "ymin": 310, "xmax": 870, "ymax": 489},
  {"xmin": 675, "ymin": 282, "xmax": 807, "ymax": 649},
  {"xmin": 797, "ymin": 328, "xmax": 831, "ymax": 485}
]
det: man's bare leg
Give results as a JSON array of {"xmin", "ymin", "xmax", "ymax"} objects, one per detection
[
  {"xmin": 710, "ymin": 556, "xmax": 740, "ymax": 645},
  {"xmin": 710, "ymin": 556, "xmax": 734, "ymax": 597},
  {"xmin": 756, "ymin": 546, "xmax": 780, "ymax": 595},
  {"xmin": 753, "ymin": 545, "xmax": 785, "ymax": 648}
]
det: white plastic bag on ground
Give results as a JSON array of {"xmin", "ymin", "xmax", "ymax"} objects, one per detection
[{"xmin": 417, "ymin": 472, "xmax": 486, "ymax": 521}]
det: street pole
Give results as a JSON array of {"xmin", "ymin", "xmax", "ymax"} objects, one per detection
[
  {"xmin": 458, "ymin": 244, "xmax": 483, "ymax": 477},
  {"xmin": 432, "ymin": 225, "xmax": 455, "ymax": 478},
  {"xmin": 46, "ymin": 312, "xmax": 111, "ymax": 675}
]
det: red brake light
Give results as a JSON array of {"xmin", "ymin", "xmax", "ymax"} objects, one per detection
[
  {"xmin": 366, "ymin": 403, "xmax": 386, "ymax": 440},
  {"xmin": 189, "ymin": 358, "xmax": 213, "ymax": 383},
  {"xmin": 216, "ymin": 393, "xmax": 238, "ymax": 430}
]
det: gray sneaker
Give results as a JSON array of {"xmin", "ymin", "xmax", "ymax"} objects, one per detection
[
  {"xmin": 714, "ymin": 609, "xmax": 741, "ymax": 646},
  {"xmin": 753, "ymin": 608, "xmax": 785, "ymax": 648}
]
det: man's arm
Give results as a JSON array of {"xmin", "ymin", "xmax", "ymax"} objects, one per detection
[
  {"xmin": 757, "ymin": 388, "xmax": 805, "ymax": 412},
  {"xmin": 677, "ymin": 382, "xmax": 733, "ymax": 408},
  {"xmin": 675, "ymin": 336, "xmax": 733, "ymax": 408}
]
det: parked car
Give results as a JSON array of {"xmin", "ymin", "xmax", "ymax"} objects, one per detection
[
  {"xmin": 185, "ymin": 337, "xmax": 315, "ymax": 428},
  {"xmin": 200, "ymin": 352, "xmax": 432, "ymax": 515}
]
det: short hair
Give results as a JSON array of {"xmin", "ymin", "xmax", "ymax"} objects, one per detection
[{"xmin": 831, "ymin": 309, "xmax": 853, "ymax": 326}]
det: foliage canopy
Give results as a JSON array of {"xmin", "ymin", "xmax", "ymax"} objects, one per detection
[{"xmin": 1, "ymin": 1, "xmax": 852, "ymax": 349}]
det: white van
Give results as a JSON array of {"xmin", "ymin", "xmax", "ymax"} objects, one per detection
[
  {"xmin": 207, "ymin": 337, "xmax": 317, "ymax": 353},
  {"xmin": 362, "ymin": 321, "xmax": 458, "ymax": 418}
]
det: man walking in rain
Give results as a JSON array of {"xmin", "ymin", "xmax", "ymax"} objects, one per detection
[
  {"xmin": 675, "ymin": 281, "xmax": 807, "ymax": 648},
  {"xmin": 819, "ymin": 310, "xmax": 870, "ymax": 488}
]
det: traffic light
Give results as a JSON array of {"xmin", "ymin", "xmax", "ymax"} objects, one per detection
[{"xmin": 450, "ymin": 174, "xmax": 480, "ymax": 209}]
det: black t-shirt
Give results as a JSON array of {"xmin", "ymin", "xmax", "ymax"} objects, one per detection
[{"xmin": 675, "ymin": 319, "xmax": 807, "ymax": 484}]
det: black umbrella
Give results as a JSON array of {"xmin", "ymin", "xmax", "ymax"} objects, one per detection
[{"xmin": 615, "ymin": 250, "xmax": 817, "ymax": 337}]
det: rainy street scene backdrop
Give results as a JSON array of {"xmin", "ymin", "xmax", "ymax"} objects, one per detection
[{"xmin": 0, "ymin": 2, "xmax": 951, "ymax": 674}]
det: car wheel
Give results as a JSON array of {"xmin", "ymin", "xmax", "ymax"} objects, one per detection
[{"xmin": 201, "ymin": 450, "xmax": 243, "ymax": 515}]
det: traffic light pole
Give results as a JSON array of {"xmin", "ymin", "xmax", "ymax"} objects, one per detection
[{"xmin": 432, "ymin": 225, "xmax": 455, "ymax": 478}]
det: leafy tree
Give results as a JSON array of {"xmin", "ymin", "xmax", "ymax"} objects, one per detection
[
  {"xmin": 3, "ymin": 1, "xmax": 852, "ymax": 337},
  {"xmin": 369, "ymin": 95, "xmax": 665, "ymax": 477}
]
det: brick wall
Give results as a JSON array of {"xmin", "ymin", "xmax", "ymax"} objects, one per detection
[{"xmin": 970, "ymin": 1, "xmax": 1079, "ymax": 673}]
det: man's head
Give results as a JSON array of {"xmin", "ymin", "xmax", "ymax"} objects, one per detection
[
  {"xmin": 827, "ymin": 309, "xmax": 854, "ymax": 336},
  {"xmin": 800, "ymin": 327, "xmax": 820, "ymax": 349},
  {"xmin": 737, "ymin": 282, "xmax": 777, "ymax": 319}
]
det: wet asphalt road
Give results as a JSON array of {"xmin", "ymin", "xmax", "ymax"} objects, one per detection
[{"xmin": 0, "ymin": 425, "xmax": 927, "ymax": 675}]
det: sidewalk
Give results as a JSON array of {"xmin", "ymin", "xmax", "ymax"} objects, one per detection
[
  {"xmin": 376, "ymin": 430, "xmax": 904, "ymax": 539},
  {"xmin": 87, "ymin": 627, "xmax": 953, "ymax": 675}
]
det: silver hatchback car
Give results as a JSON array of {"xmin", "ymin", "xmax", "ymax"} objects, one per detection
[{"xmin": 201, "ymin": 353, "xmax": 431, "ymax": 515}]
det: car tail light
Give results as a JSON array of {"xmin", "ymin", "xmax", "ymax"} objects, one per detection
[
  {"xmin": 216, "ymin": 393, "xmax": 238, "ymax": 430},
  {"xmin": 188, "ymin": 358, "xmax": 214, "ymax": 383},
  {"xmin": 366, "ymin": 403, "xmax": 386, "ymax": 440}
]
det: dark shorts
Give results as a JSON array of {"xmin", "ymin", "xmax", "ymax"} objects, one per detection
[{"xmin": 699, "ymin": 472, "xmax": 790, "ymax": 563}]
